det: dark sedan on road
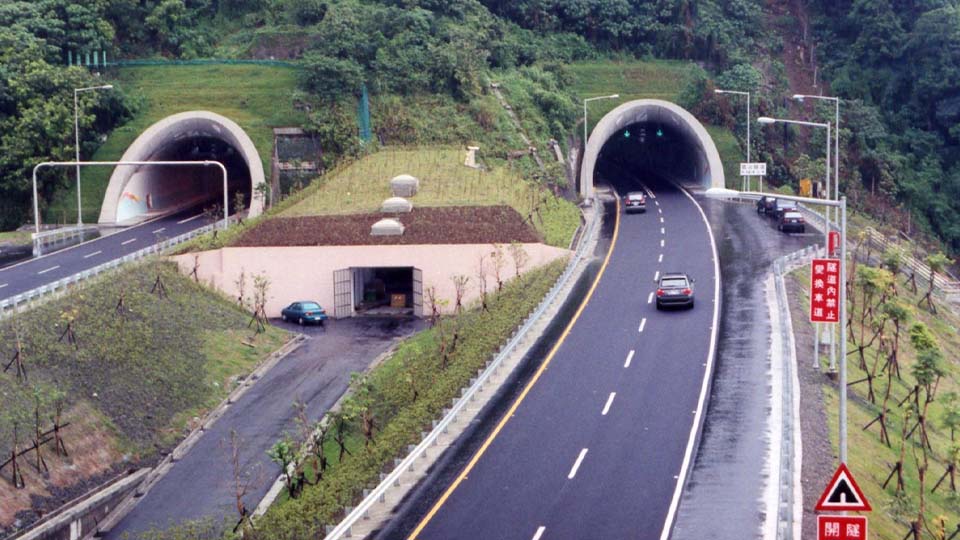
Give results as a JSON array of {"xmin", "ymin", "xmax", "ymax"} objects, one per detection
[
  {"xmin": 757, "ymin": 195, "xmax": 776, "ymax": 214},
  {"xmin": 655, "ymin": 272, "xmax": 695, "ymax": 309},
  {"xmin": 778, "ymin": 211, "xmax": 806, "ymax": 233},
  {"xmin": 281, "ymin": 301, "xmax": 328, "ymax": 325},
  {"xmin": 624, "ymin": 191, "xmax": 647, "ymax": 213}
]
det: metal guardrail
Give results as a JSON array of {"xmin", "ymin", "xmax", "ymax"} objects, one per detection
[
  {"xmin": 0, "ymin": 219, "xmax": 224, "ymax": 319},
  {"xmin": 773, "ymin": 244, "xmax": 819, "ymax": 540},
  {"xmin": 862, "ymin": 227, "xmax": 960, "ymax": 295},
  {"xmin": 31, "ymin": 225, "xmax": 99, "ymax": 257},
  {"xmin": 322, "ymin": 201, "xmax": 601, "ymax": 540}
]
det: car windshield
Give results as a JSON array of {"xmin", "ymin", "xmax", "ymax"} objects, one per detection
[
  {"xmin": 661, "ymin": 277, "xmax": 688, "ymax": 288},
  {"xmin": 301, "ymin": 302, "xmax": 321, "ymax": 310}
]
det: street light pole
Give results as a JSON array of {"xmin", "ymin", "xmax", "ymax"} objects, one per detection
[
  {"xmin": 33, "ymin": 160, "xmax": 230, "ymax": 236},
  {"xmin": 74, "ymin": 84, "xmax": 113, "ymax": 226},
  {"xmin": 705, "ymin": 187, "xmax": 849, "ymax": 463},
  {"xmin": 714, "ymin": 89, "xmax": 751, "ymax": 190},
  {"xmin": 583, "ymin": 94, "xmax": 621, "ymax": 149}
]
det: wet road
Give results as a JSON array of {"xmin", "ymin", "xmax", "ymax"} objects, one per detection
[
  {"xmin": 670, "ymin": 198, "xmax": 815, "ymax": 539},
  {"xmin": 104, "ymin": 317, "xmax": 425, "ymax": 539},
  {"xmin": 378, "ymin": 175, "xmax": 720, "ymax": 540}
]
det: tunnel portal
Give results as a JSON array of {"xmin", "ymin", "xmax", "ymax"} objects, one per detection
[
  {"xmin": 581, "ymin": 99, "xmax": 724, "ymax": 198},
  {"xmin": 98, "ymin": 111, "xmax": 266, "ymax": 224}
]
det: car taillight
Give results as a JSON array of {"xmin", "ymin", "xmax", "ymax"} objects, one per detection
[
  {"xmin": 682, "ymin": 288, "xmax": 692, "ymax": 295},
  {"xmin": 656, "ymin": 288, "xmax": 665, "ymax": 297},
  {"xmin": 305, "ymin": 311, "xmax": 313, "ymax": 316}
]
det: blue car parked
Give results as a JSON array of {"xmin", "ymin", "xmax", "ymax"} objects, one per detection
[{"xmin": 281, "ymin": 301, "xmax": 328, "ymax": 326}]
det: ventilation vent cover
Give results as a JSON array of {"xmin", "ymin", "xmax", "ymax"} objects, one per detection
[
  {"xmin": 371, "ymin": 218, "xmax": 405, "ymax": 236},
  {"xmin": 381, "ymin": 197, "xmax": 413, "ymax": 213},
  {"xmin": 390, "ymin": 174, "xmax": 420, "ymax": 197}
]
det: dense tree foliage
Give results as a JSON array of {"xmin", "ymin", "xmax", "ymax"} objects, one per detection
[{"xmin": 810, "ymin": 0, "xmax": 960, "ymax": 250}]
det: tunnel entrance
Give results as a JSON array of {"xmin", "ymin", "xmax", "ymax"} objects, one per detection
[
  {"xmin": 580, "ymin": 99, "xmax": 725, "ymax": 198},
  {"xmin": 99, "ymin": 111, "xmax": 266, "ymax": 225}
]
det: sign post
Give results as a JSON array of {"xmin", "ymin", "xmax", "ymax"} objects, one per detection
[
  {"xmin": 810, "ymin": 258, "xmax": 841, "ymax": 324},
  {"xmin": 816, "ymin": 463, "xmax": 871, "ymax": 540}
]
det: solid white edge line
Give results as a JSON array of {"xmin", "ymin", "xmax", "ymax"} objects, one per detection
[
  {"xmin": 37, "ymin": 265, "xmax": 60, "ymax": 275},
  {"xmin": 762, "ymin": 276, "xmax": 784, "ymax": 539},
  {"xmin": 121, "ymin": 238, "xmax": 137, "ymax": 246},
  {"xmin": 532, "ymin": 526, "xmax": 546, "ymax": 540},
  {"xmin": 647, "ymin": 292, "xmax": 654, "ymax": 304},
  {"xmin": 83, "ymin": 250, "xmax": 102, "ymax": 259},
  {"xmin": 567, "ymin": 448, "xmax": 589, "ymax": 479},
  {"xmin": 658, "ymin": 185, "xmax": 721, "ymax": 540},
  {"xmin": 625, "ymin": 350, "xmax": 635, "ymax": 368},
  {"xmin": 602, "ymin": 392, "xmax": 616, "ymax": 416},
  {"xmin": 177, "ymin": 214, "xmax": 203, "ymax": 224},
  {"xmin": 639, "ymin": 317, "xmax": 647, "ymax": 333}
]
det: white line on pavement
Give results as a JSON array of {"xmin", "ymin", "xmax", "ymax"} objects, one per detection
[
  {"xmin": 661, "ymin": 239, "xmax": 665, "ymax": 248},
  {"xmin": 654, "ymin": 270, "xmax": 660, "ymax": 282},
  {"xmin": 0, "ymin": 283, "xmax": 7, "ymax": 289},
  {"xmin": 639, "ymin": 318, "xmax": 647, "ymax": 333},
  {"xmin": 655, "ymin": 200, "xmax": 659, "ymax": 206},
  {"xmin": 83, "ymin": 250, "xmax": 102, "ymax": 259},
  {"xmin": 602, "ymin": 393, "xmax": 616, "ymax": 416},
  {"xmin": 660, "ymin": 217, "xmax": 664, "ymax": 223},
  {"xmin": 177, "ymin": 214, "xmax": 203, "ymax": 224},
  {"xmin": 658, "ymin": 207, "xmax": 662, "ymax": 214},
  {"xmin": 152, "ymin": 227, "xmax": 166, "ymax": 234},
  {"xmin": 658, "ymin": 254, "xmax": 663, "ymax": 263},
  {"xmin": 625, "ymin": 350, "xmax": 634, "ymax": 368},
  {"xmin": 647, "ymin": 292, "xmax": 654, "ymax": 304},
  {"xmin": 121, "ymin": 238, "xmax": 137, "ymax": 246},
  {"xmin": 37, "ymin": 265, "xmax": 60, "ymax": 275},
  {"xmin": 532, "ymin": 527, "xmax": 546, "ymax": 540},
  {"xmin": 661, "ymin": 227, "xmax": 665, "ymax": 235},
  {"xmin": 568, "ymin": 448, "xmax": 588, "ymax": 479}
]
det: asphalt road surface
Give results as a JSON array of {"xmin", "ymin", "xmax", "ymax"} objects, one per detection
[
  {"xmin": 105, "ymin": 317, "xmax": 425, "ymax": 539},
  {"xmin": 0, "ymin": 207, "xmax": 215, "ymax": 302},
  {"xmin": 382, "ymin": 176, "xmax": 720, "ymax": 540}
]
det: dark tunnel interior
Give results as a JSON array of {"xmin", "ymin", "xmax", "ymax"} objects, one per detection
[
  {"xmin": 594, "ymin": 121, "xmax": 701, "ymax": 195},
  {"xmin": 153, "ymin": 135, "xmax": 252, "ymax": 212}
]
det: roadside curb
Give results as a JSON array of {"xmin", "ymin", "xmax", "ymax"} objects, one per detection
[{"xmin": 81, "ymin": 333, "xmax": 306, "ymax": 539}]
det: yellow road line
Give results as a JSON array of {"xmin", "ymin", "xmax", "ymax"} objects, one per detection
[{"xmin": 408, "ymin": 197, "xmax": 622, "ymax": 539}]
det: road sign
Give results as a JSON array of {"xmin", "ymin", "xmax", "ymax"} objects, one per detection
[
  {"xmin": 810, "ymin": 258, "xmax": 841, "ymax": 324},
  {"xmin": 740, "ymin": 162, "xmax": 767, "ymax": 176},
  {"xmin": 828, "ymin": 231, "xmax": 840, "ymax": 257},
  {"xmin": 815, "ymin": 463, "xmax": 872, "ymax": 512},
  {"xmin": 800, "ymin": 178, "xmax": 812, "ymax": 197},
  {"xmin": 817, "ymin": 515, "xmax": 868, "ymax": 540}
]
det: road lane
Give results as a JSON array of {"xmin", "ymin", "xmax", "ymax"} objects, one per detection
[
  {"xmin": 404, "ymin": 178, "xmax": 718, "ymax": 540},
  {"xmin": 0, "ymin": 207, "xmax": 215, "ymax": 302}
]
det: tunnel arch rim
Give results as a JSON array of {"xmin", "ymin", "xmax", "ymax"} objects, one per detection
[
  {"xmin": 580, "ymin": 99, "xmax": 725, "ymax": 199},
  {"xmin": 98, "ymin": 110, "xmax": 266, "ymax": 224}
]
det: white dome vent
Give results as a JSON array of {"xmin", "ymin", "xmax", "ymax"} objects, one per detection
[
  {"xmin": 390, "ymin": 174, "xmax": 419, "ymax": 197},
  {"xmin": 381, "ymin": 197, "xmax": 413, "ymax": 213},
  {"xmin": 371, "ymin": 218, "xmax": 405, "ymax": 236}
]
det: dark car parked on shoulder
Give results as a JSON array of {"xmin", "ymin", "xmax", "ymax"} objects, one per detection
[
  {"xmin": 655, "ymin": 272, "xmax": 695, "ymax": 310},
  {"xmin": 281, "ymin": 301, "xmax": 328, "ymax": 326},
  {"xmin": 772, "ymin": 199, "xmax": 799, "ymax": 219},
  {"xmin": 778, "ymin": 211, "xmax": 806, "ymax": 233},
  {"xmin": 757, "ymin": 195, "xmax": 777, "ymax": 215},
  {"xmin": 624, "ymin": 191, "xmax": 647, "ymax": 213}
]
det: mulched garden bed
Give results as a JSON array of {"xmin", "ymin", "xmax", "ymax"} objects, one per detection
[{"xmin": 233, "ymin": 205, "xmax": 543, "ymax": 247}]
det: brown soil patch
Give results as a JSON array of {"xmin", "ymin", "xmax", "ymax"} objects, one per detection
[
  {"xmin": 234, "ymin": 206, "xmax": 542, "ymax": 247},
  {"xmin": 0, "ymin": 402, "xmax": 122, "ymax": 532}
]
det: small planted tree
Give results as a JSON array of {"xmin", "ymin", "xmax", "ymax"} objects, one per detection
[
  {"xmin": 248, "ymin": 273, "xmax": 270, "ymax": 333},
  {"xmin": 3, "ymin": 327, "xmax": 27, "ymax": 382},
  {"xmin": 508, "ymin": 242, "xmax": 529, "ymax": 278},
  {"xmin": 476, "ymin": 254, "xmax": 489, "ymax": 312},
  {"xmin": 235, "ymin": 268, "xmax": 248, "ymax": 309},
  {"xmin": 267, "ymin": 437, "xmax": 297, "ymax": 497},
  {"xmin": 221, "ymin": 429, "xmax": 263, "ymax": 530},
  {"xmin": 918, "ymin": 252, "xmax": 950, "ymax": 313},
  {"xmin": 490, "ymin": 244, "xmax": 506, "ymax": 291}
]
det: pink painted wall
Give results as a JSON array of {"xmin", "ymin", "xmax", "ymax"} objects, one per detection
[{"xmin": 171, "ymin": 243, "xmax": 570, "ymax": 317}]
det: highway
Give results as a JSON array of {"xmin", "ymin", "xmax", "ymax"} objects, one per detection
[
  {"xmin": 0, "ymin": 208, "xmax": 215, "ymax": 303},
  {"xmin": 388, "ymin": 176, "xmax": 720, "ymax": 540}
]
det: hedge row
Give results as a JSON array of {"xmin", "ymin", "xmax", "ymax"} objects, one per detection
[{"xmin": 249, "ymin": 257, "xmax": 568, "ymax": 539}]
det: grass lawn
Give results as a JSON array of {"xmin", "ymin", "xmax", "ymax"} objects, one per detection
[
  {"xmin": 47, "ymin": 64, "xmax": 302, "ymax": 224},
  {"xmin": 0, "ymin": 230, "xmax": 32, "ymax": 245},
  {"xmin": 789, "ymin": 254, "xmax": 960, "ymax": 539},
  {"xmin": 280, "ymin": 147, "xmax": 583, "ymax": 247}
]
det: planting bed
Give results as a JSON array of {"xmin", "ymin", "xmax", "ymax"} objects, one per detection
[{"xmin": 234, "ymin": 205, "xmax": 541, "ymax": 247}]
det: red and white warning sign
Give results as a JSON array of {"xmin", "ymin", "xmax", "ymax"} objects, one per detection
[
  {"xmin": 818, "ymin": 515, "xmax": 868, "ymax": 540},
  {"xmin": 815, "ymin": 463, "xmax": 872, "ymax": 512},
  {"xmin": 810, "ymin": 258, "xmax": 841, "ymax": 323}
]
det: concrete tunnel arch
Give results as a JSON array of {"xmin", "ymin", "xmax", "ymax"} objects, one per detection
[
  {"xmin": 580, "ymin": 99, "xmax": 725, "ymax": 199},
  {"xmin": 98, "ymin": 111, "xmax": 266, "ymax": 224}
]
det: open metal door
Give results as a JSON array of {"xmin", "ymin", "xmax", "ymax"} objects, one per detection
[
  {"xmin": 333, "ymin": 268, "xmax": 353, "ymax": 318},
  {"xmin": 412, "ymin": 267, "xmax": 423, "ymax": 317}
]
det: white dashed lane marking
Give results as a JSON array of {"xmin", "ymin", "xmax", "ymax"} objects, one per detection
[
  {"xmin": 647, "ymin": 292, "xmax": 654, "ymax": 304},
  {"xmin": 83, "ymin": 250, "xmax": 102, "ymax": 259},
  {"xmin": 152, "ymin": 227, "xmax": 166, "ymax": 234},
  {"xmin": 0, "ymin": 283, "xmax": 7, "ymax": 289},
  {"xmin": 660, "ymin": 217, "xmax": 664, "ymax": 223},
  {"xmin": 660, "ymin": 227, "xmax": 665, "ymax": 235},
  {"xmin": 568, "ymin": 449, "xmax": 589, "ymax": 479},
  {"xmin": 658, "ymin": 254, "xmax": 663, "ymax": 263},
  {"xmin": 639, "ymin": 318, "xmax": 647, "ymax": 333},
  {"xmin": 37, "ymin": 265, "xmax": 60, "ymax": 275},
  {"xmin": 602, "ymin": 393, "xmax": 617, "ymax": 416},
  {"xmin": 532, "ymin": 527, "xmax": 546, "ymax": 540},
  {"xmin": 624, "ymin": 350, "xmax": 634, "ymax": 368},
  {"xmin": 661, "ymin": 239, "xmax": 665, "ymax": 248},
  {"xmin": 654, "ymin": 270, "xmax": 660, "ymax": 282},
  {"xmin": 121, "ymin": 238, "xmax": 137, "ymax": 246},
  {"xmin": 177, "ymin": 214, "xmax": 203, "ymax": 224}
]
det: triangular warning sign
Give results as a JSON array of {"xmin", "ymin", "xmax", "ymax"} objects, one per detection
[{"xmin": 815, "ymin": 463, "xmax": 871, "ymax": 512}]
